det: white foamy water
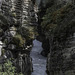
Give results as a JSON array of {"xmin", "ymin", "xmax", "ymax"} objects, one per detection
[{"xmin": 30, "ymin": 39, "xmax": 47, "ymax": 75}]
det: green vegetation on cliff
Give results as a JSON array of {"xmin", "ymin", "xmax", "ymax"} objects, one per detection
[
  {"xmin": 0, "ymin": 59, "xmax": 23, "ymax": 75},
  {"xmin": 40, "ymin": 2, "xmax": 75, "ymax": 75},
  {"xmin": 41, "ymin": 4, "xmax": 75, "ymax": 42}
]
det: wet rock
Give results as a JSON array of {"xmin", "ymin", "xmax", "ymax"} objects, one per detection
[
  {"xmin": 15, "ymin": 53, "xmax": 33, "ymax": 75},
  {"xmin": 46, "ymin": 53, "xmax": 50, "ymax": 75},
  {"xmin": 37, "ymin": 35, "xmax": 50, "ymax": 57},
  {"xmin": 41, "ymin": 38, "xmax": 50, "ymax": 57}
]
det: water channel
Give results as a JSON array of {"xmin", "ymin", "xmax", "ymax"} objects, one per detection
[{"xmin": 30, "ymin": 39, "xmax": 47, "ymax": 75}]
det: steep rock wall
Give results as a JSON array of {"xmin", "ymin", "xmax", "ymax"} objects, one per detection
[
  {"xmin": 0, "ymin": 0, "xmax": 34, "ymax": 75},
  {"xmin": 37, "ymin": 0, "xmax": 75, "ymax": 75}
]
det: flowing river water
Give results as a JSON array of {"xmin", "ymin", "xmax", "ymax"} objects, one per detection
[{"xmin": 30, "ymin": 39, "xmax": 47, "ymax": 75}]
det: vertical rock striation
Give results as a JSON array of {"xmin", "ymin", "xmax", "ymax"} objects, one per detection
[{"xmin": 0, "ymin": 0, "xmax": 35, "ymax": 75}]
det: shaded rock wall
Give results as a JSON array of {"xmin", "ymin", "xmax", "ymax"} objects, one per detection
[{"xmin": 36, "ymin": 0, "xmax": 75, "ymax": 75}]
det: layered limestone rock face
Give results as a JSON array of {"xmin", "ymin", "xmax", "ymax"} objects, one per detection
[
  {"xmin": 22, "ymin": 0, "xmax": 32, "ymax": 26},
  {"xmin": 0, "ymin": 0, "xmax": 34, "ymax": 75},
  {"xmin": 14, "ymin": 0, "xmax": 23, "ymax": 26},
  {"xmin": 22, "ymin": 0, "xmax": 38, "ymax": 26},
  {"xmin": 0, "ymin": 0, "xmax": 15, "ymax": 32},
  {"xmin": 21, "ymin": 0, "xmax": 38, "ymax": 44}
]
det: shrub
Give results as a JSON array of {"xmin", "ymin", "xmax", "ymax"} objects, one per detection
[{"xmin": 0, "ymin": 59, "xmax": 23, "ymax": 75}]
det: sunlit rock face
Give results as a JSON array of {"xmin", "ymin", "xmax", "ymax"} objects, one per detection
[
  {"xmin": 22, "ymin": 0, "xmax": 31, "ymax": 26},
  {"xmin": 22, "ymin": 0, "xmax": 46, "ymax": 27},
  {"xmin": 21, "ymin": 0, "xmax": 38, "ymax": 41},
  {"xmin": 0, "ymin": 1, "xmax": 34, "ymax": 75},
  {"xmin": 22, "ymin": 0, "xmax": 37, "ymax": 26},
  {"xmin": 11, "ymin": 0, "xmax": 15, "ymax": 11}
]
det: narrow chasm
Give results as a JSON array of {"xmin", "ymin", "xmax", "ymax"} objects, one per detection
[{"xmin": 0, "ymin": 0, "xmax": 75, "ymax": 75}]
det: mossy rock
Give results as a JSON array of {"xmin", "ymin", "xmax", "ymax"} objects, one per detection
[
  {"xmin": 18, "ymin": 26, "xmax": 36, "ymax": 41},
  {"xmin": 11, "ymin": 33, "xmax": 25, "ymax": 48},
  {"xmin": 41, "ymin": 3, "xmax": 75, "ymax": 75},
  {"xmin": 41, "ymin": 3, "xmax": 75, "ymax": 40},
  {"xmin": 1, "ymin": 49, "xmax": 5, "ymax": 56}
]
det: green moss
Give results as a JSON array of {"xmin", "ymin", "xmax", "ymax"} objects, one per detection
[
  {"xmin": 41, "ymin": 3, "xmax": 75, "ymax": 75},
  {"xmin": 0, "ymin": 60, "xmax": 23, "ymax": 75},
  {"xmin": 1, "ymin": 49, "xmax": 5, "ymax": 56},
  {"xmin": 18, "ymin": 26, "xmax": 35, "ymax": 41},
  {"xmin": 12, "ymin": 33, "xmax": 25, "ymax": 48},
  {"xmin": 41, "ymin": 4, "xmax": 75, "ymax": 38}
]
